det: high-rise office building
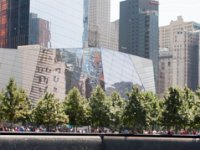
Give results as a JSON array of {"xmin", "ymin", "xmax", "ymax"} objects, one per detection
[
  {"xmin": 119, "ymin": 0, "xmax": 159, "ymax": 59},
  {"xmin": 0, "ymin": 0, "xmax": 30, "ymax": 48},
  {"xmin": 159, "ymin": 16, "xmax": 200, "ymax": 94},
  {"xmin": 83, "ymin": 0, "xmax": 119, "ymax": 51},
  {"xmin": 108, "ymin": 20, "xmax": 119, "ymax": 51},
  {"xmin": 29, "ymin": 13, "xmax": 51, "ymax": 48},
  {"xmin": 160, "ymin": 16, "xmax": 200, "ymax": 50},
  {"xmin": 0, "ymin": 0, "xmax": 83, "ymax": 48},
  {"xmin": 83, "ymin": 0, "xmax": 89, "ymax": 47},
  {"xmin": 119, "ymin": 0, "xmax": 159, "ymax": 89}
]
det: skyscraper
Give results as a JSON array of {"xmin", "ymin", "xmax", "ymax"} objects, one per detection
[
  {"xmin": 0, "ymin": 0, "xmax": 83, "ymax": 48},
  {"xmin": 0, "ymin": 0, "xmax": 30, "ymax": 48},
  {"xmin": 29, "ymin": 13, "xmax": 51, "ymax": 48},
  {"xmin": 119, "ymin": 0, "xmax": 159, "ymax": 88},
  {"xmin": 159, "ymin": 16, "xmax": 200, "ymax": 93},
  {"xmin": 83, "ymin": 0, "xmax": 119, "ymax": 51}
]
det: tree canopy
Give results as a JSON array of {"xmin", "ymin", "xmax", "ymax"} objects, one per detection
[
  {"xmin": 64, "ymin": 87, "xmax": 90, "ymax": 129},
  {"xmin": 109, "ymin": 92, "xmax": 124, "ymax": 131},
  {"xmin": 1, "ymin": 78, "xmax": 200, "ymax": 133},
  {"xmin": 123, "ymin": 86, "xmax": 146, "ymax": 132},
  {"xmin": 89, "ymin": 86, "xmax": 110, "ymax": 128},
  {"xmin": 0, "ymin": 79, "xmax": 31, "ymax": 127},
  {"xmin": 33, "ymin": 93, "xmax": 68, "ymax": 131},
  {"xmin": 141, "ymin": 91, "xmax": 160, "ymax": 130}
]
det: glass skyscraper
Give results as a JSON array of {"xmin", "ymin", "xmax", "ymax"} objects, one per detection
[
  {"xmin": 119, "ymin": 0, "xmax": 159, "ymax": 90},
  {"xmin": 119, "ymin": 0, "xmax": 159, "ymax": 59},
  {"xmin": 0, "ymin": 0, "xmax": 83, "ymax": 48},
  {"xmin": 82, "ymin": 0, "xmax": 119, "ymax": 51}
]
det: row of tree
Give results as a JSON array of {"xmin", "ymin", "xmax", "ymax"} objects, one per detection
[{"xmin": 1, "ymin": 79, "xmax": 200, "ymax": 132}]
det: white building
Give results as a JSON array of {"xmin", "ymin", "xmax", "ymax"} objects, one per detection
[
  {"xmin": 83, "ymin": 0, "xmax": 119, "ymax": 51},
  {"xmin": 159, "ymin": 16, "xmax": 200, "ymax": 94},
  {"xmin": 158, "ymin": 48, "xmax": 173, "ymax": 97}
]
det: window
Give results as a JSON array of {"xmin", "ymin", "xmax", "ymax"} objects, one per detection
[
  {"xmin": 168, "ymin": 62, "xmax": 171, "ymax": 67},
  {"xmin": 53, "ymin": 76, "xmax": 59, "ymax": 82},
  {"xmin": 161, "ymin": 62, "xmax": 165, "ymax": 70},
  {"xmin": 53, "ymin": 87, "xmax": 57, "ymax": 92}
]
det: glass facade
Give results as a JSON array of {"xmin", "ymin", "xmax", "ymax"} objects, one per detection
[
  {"xmin": 0, "ymin": 0, "xmax": 30, "ymax": 48},
  {"xmin": 0, "ymin": 0, "xmax": 8, "ymax": 47},
  {"xmin": 0, "ymin": 45, "xmax": 155, "ymax": 104},
  {"xmin": 119, "ymin": 0, "xmax": 159, "ymax": 91},
  {"xmin": 119, "ymin": 0, "xmax": 159, "ymax": 58},
  {"xmin": 83, "ymin": 0, "xmax": 88, "ymax": 47},
  {"xmin": 0, "ymin": 0, "xmax": 83, "ymax": 48}
]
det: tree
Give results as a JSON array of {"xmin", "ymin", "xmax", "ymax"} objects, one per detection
[
  {"xmin": 64, "ymin": 87, "xmax": 90, "ymax": 130},
  {"xmin": 33, "ymin": 93, "xmax": 68, "ymax": 131},
  {"xmin": 109, "ymin": 92, "xmax": 124, "ymax": 132},
  {"xmin": 89, "ymin": 86, "xmax": 110, "ymax": 129},
  {"xmin": 0, "ymin": 79, "xmax": 31, "ymax": 127},
  {"xmin": 0, "ymin": 91, "xmax": 4, "ymax": 122},
  {"xmin": 14, "ymin": 88, "xmax": 32, "ymax": 126},
  {"xmin": 195, "ymin": 87, "xmax": 200, "ymax": 98},
  {"xmin": 123, "ymin": 86, "xmax": 146, "ymax": 132},
  {"xmin": 192, "ymin": 88, "xmax": 200, "ymax": 129},
  {"xmin": 141, "ymin": 91, "xmax": 160, "ymax": 131},
  {"xmin": 161, "ymin": 87, "xmax": 183, "ymax": 132},
  {"xmin": 179, "ymin": 87, "xmax": 196, "ymax": 130}
]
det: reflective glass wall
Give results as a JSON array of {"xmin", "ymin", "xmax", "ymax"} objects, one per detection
[
  {"xmin": 29, "ymin": 0, "xmax": 83, "ymax": 48},
  {"xmin": 0, "ymin": 45, "xmax": 155, "ymax": 103},
  {"xmin": 0, "ymin": 0, "xmax": 83, "ymax": 48},
  {"xmin": 0, "ymin": 0, "xmax": 9, "ymax": 47},
  {"xmin": 0, "ymin": 0, "xmax": 30, "ymax": 48}
]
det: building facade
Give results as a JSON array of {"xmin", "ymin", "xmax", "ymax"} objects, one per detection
[
  {"xmin": 0, "ymin": 0, "xmax": 30, "ymax": 48},
  {"xmin": 119, "ymin": 0, "xmax": 159, "ymax": 90},
  {"xmin": 83, "ymin": 0, "xmax": 119, "ymax": 51},
  {"xmin": 0, "ymin": 45, "xmax": 155, "ymax": 104},
  {"xmin": 0, "ymin": 0, "xmax": 83, "ymax": 48},
  {"xmin": 159, "ymin": 16, "xmax": 200, "ymax": 50},
  {"xmin": 158, "ymin": 48, "xmax": 173, "ymax": 97},
  {"xmin": 29, "ymin": 13, "xmax": 51, "ymax": 48},
  {"xmin": 108, "ymin": 20, "xmax": 119, "ymax": 51},
  {"xmin": 119, "ymin": 0, "xmax": 159, "ymax": 63},
  {"xmin": 159, "ymin": 16, "xmax": 200, "ymax": 93}
]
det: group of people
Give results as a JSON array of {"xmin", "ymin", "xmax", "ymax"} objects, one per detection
[
  {"xmin": 0, "ymin": 126, "xmax": 34, "ymax": 132},
  {"xmin": 0, "ymin": 126, "xmax": 50, "ymax": 132},
  {"xmin": 0, "ymin": 125, "xmax": 199, "ymax": 135},
  {"xmin": 143, "ymin": 130, "xmax": 198, "ymax": 135}
]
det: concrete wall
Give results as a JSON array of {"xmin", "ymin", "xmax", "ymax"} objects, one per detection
[
  {"xmin": 103, "ymin": 136, "xmax": 200, "ymax": 150},
  {"xmin": 0, "ymin": 135, "xmax": 200, "ymax": 150},
  {"xmin": 0, "ymin": 135, "xmax": 101, "ymax": 150}
]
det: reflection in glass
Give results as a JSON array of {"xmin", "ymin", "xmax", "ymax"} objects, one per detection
[
  {"xmin": 0, "ymin": 45, "xmax": 155, "ymax": 104},
  {"xmin": 0, "ymin": 0, "xmax": 83, "ymax": 48},
  {"xmin": 29, "ymin": 13, "xmax": 51, "ymax": 47},
  {"xmin": 29, "ymin": 0, "xmax": 83, "ymax": 48}
]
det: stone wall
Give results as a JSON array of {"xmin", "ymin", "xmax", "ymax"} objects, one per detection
[
  {"xmin": 0, "ymin": 134, "xmax": 200, "ymax": 150},
  {"xmin": 103, "ymin": 136, "xmax": 200, "ymax": 150},
  {"xmin": 0, "ymin": 135, "xmax": 101, "ymax": 150}
]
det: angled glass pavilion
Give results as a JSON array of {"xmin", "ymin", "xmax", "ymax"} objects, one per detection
[{"xmin": 0, "ymin": 45, "xmax": 155, "ymax": 103}]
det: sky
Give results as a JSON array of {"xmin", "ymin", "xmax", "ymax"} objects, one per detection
[
  {"xmin": 30, "ymin": 0, "xmax": 83, "ymax": 48},
  {"xmin": 111, "ymin": 0, "xmax": 200, "ymax": 26}
]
